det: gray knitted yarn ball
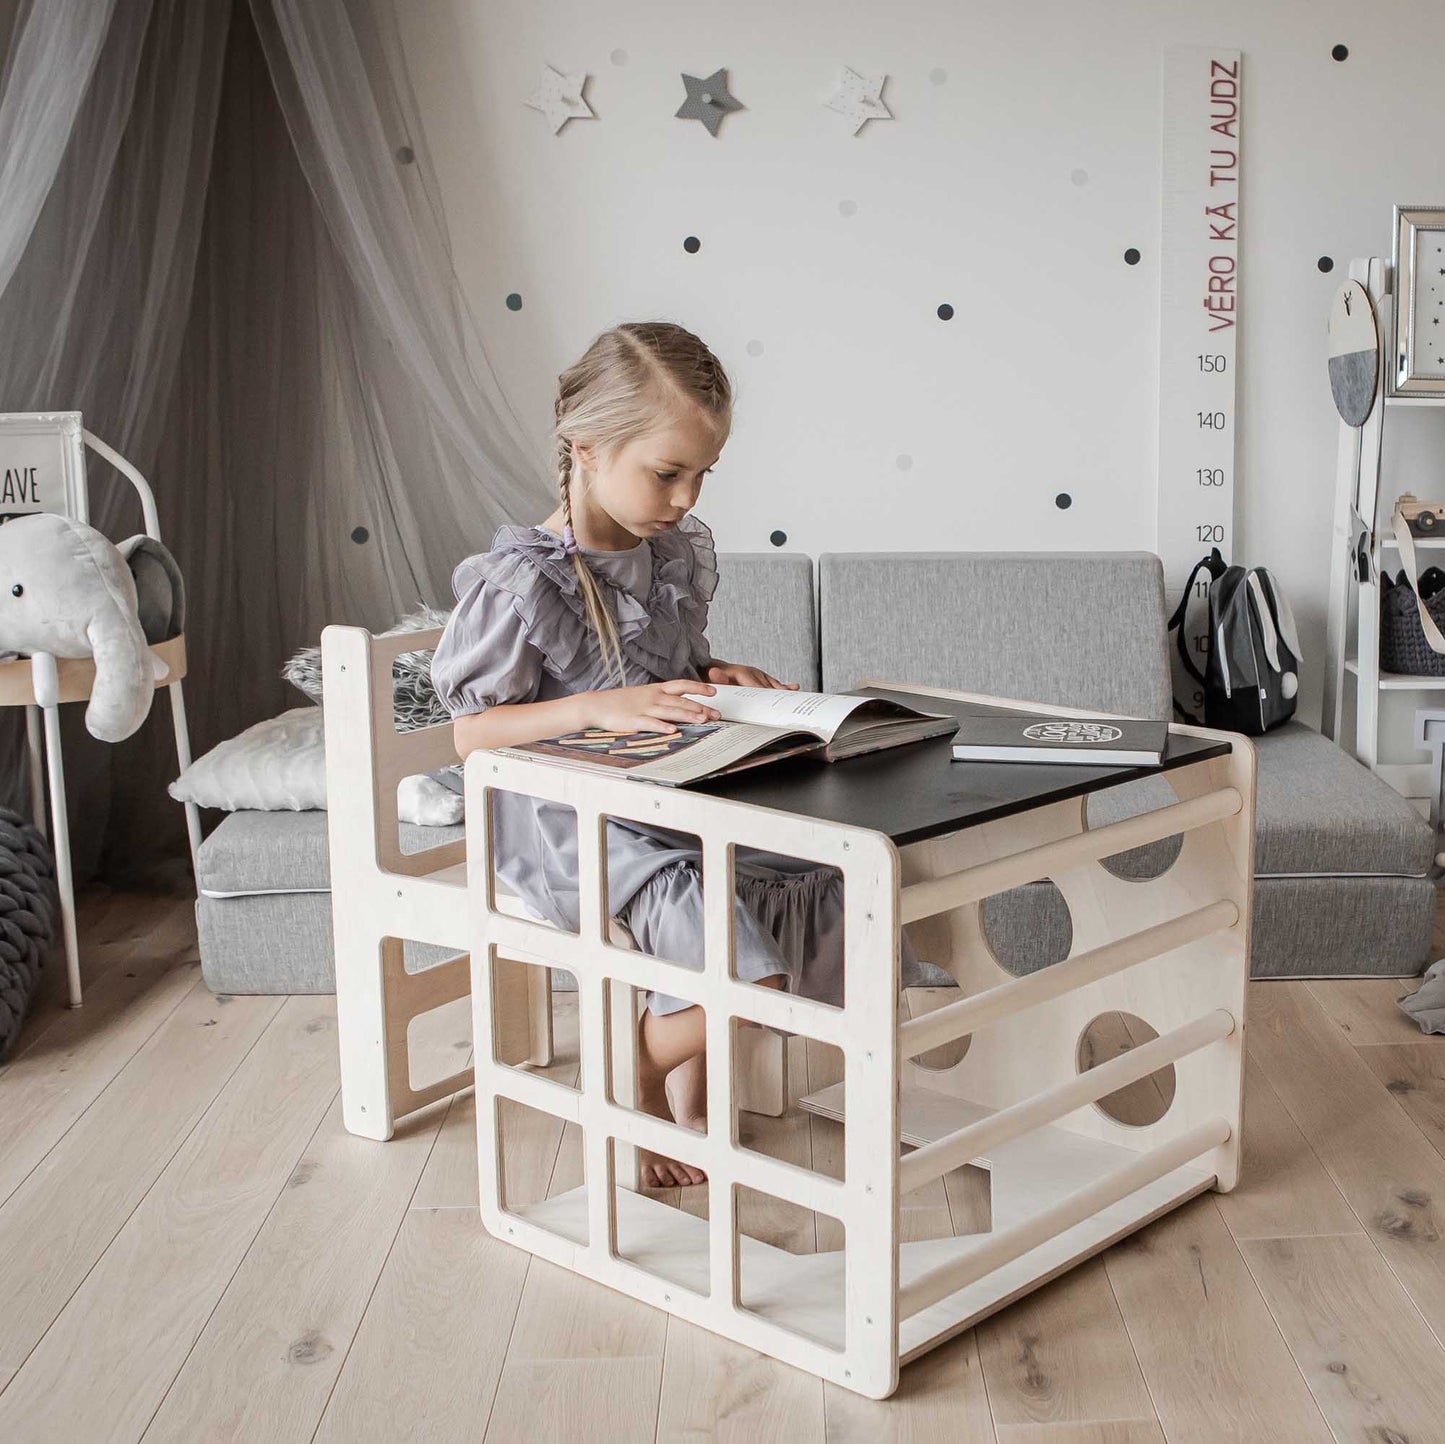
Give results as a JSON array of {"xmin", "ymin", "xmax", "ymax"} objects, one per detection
[{"xmin": 0, "ymin": 807, "xmax": 58, "ymax": 1063}]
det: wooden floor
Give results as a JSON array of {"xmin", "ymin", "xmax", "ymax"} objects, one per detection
[{"xmin": 3, "ymin": 889, "xmax": 1445, "ymax": 1441}]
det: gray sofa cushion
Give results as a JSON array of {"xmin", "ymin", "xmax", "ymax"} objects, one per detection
[
  {"xmin": 707, "ymin": 552, "xmax": 819, "ymax": 690},
  {"xmin": 193, "ymin": 548, "xmax": 1438, "ymax": 991},
  {"xmin": 1252, "ymin": 721, "xmax": 1434, "ymax": 876},
  {"xmin": 820, "ymin": 551, "xmax": 1173, "ymax": 720},
  {"xmin": 196, "ymin": 809, "xmax": 463, "ymax": 896}
]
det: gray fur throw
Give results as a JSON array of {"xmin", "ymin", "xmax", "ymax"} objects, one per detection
[
  {"xmin": 282, "ymin": 604, "xmax": 454, "ymax": 733},
  {"xmin": 0, "ymin": 807, "xmax": 59, "ymax": 1063}
]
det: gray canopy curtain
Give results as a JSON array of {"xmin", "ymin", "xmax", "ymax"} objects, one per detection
[{"xmin": 0, "ymin": 0, "xmax": 548, "ymax": 888}]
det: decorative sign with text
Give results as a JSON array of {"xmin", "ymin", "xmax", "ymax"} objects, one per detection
[
  {"xmin": 1158, "ymin": 48, "xmax": 1241, "ymax": 722},
  {"xmin": 0, "ymin": 412, "xmax": 88, "ymax": 524}
]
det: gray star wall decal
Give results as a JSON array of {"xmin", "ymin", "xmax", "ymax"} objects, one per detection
[
  {"xmin": 676, "ymin": 68, "xmax": 744, "ymax": 136},
  {"xmin": 524, "ymin": 64, "xmax": 595, "ymax": 134},
  {"xmin": 825, "ymin": 66, "xmax": 892, "ymax": 134}
]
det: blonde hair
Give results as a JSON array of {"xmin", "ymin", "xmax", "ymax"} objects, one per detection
[{"xmin": 553, "ymin": 321, "xmax": 732, "ymax": 685}]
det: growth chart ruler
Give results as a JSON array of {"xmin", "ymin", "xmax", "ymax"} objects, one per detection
[{"xmin": 1158, "ymin": 47, "xmax": 1242, "ymax": 718}]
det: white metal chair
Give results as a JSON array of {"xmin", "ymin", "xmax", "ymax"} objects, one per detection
[{"xmin": 0, "ymin": 411, "xmax": 201, "ymax": 1005}]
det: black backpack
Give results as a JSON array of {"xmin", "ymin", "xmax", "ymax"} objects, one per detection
[{"xmin": 1167, "ymin": 548, "xmax": 1301, "ymax": 735}]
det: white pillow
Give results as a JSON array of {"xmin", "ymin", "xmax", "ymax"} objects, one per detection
[{"xmin": 168, "ymin": 705, "xmax": 463, "ymax": 826}]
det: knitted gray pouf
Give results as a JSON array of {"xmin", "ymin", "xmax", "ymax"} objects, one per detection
[{"xmin": 0, "ymin": 807, "xmax": 58, "ymax": 1063}]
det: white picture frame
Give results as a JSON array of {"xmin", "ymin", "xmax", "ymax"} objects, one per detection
[
  {"xmin": 0, "ymin": 411, "xmax": 88, "ymax": 524},
  {"xmin": 1390, "ymin": 205, "xmax": 1445, "ymax": 398}
]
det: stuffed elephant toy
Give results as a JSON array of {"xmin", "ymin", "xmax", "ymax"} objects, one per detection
[{"xmin": 0, "ymin": 512, "xmax": 185, "ymax": 742}]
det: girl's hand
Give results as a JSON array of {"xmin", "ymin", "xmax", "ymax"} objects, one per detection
[
  {"xmin": 584, "ymin": 680, "xmax": 721, "ymax": 733},
  {"xmin": 705, "ymin": 661, "xmax": 799, "ymax": 690}
]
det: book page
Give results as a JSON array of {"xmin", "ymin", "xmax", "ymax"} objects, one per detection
[
  {"xmin": 630, "ymin": 722, "xmax": 812, "ymax": 783},
  {"xmin": 680, "ymin": 684, "xmax": 868, "ymax": 741},
  {"xmin": 500, "ymin": 718, "xmax": 811, "ymax": 784}
]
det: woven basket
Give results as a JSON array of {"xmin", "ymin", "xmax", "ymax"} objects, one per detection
[{"xmin": 1381, "ymin": 570, "xmax": 1445, "ymax": 676}]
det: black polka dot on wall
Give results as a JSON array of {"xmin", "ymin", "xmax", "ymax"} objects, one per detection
[
  {"xmin": 683, "ymin": 236, "xmax": 701, "ymax": 254},
  {"xmin": 351, "ymin": 526, "xmax": 370, "ymax": 543},
  {"xmin": 394, "ymin": 145, "xmax": 415, "ymax": 165},
  {"xmin": 1055, "ymin": 493, "xmax": 1072, "ymax": 510},
  {"xmin": 769, "ymin": 529, "xmax": 787, "ymax": 547},
  {"xmin": 937, "ymin": 303, "xmax": 954, "ymax": 320},
  {"xmin": 1318, "ymin": 256, "xmax": 1335, "ymax": 273},
  {"xmin": 1332, "ymin": 43, "xmax": 1349, "ymax": 61},
  {"xmin": 505, "ymin": 293, "xmax": 522, "ymax": 311},
  {"xmin": 1124, "ymin": 248, "xmax": 1141, "ymax": 265}
]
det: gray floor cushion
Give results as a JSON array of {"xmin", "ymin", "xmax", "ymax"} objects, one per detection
[
  {"xmin": 196, "ymin": 808, "xmax": 463, "ymax": 896},
  {"xmin": 197, "ymin": 890, "xmax": 460, "ymax": 994},
  {"xmin": 980, "ymin": 872, "xmax": 1433, "ymax": 980},
  {"xmin": 1251, "ymin": 722, "xmax": 1434, "ymax": 877}
]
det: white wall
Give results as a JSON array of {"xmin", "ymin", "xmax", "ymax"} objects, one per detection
[{"xmin": 392, "ymin": 0, "xmax": 1445, "ymax": 736}]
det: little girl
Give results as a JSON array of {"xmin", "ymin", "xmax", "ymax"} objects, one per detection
[{"xmin": 430, "ymin": 321, "xmax": 919, "ymax": 1188}]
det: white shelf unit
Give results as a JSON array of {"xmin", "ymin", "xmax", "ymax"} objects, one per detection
[{"xmin": 1323, "ymin": 256, "xmax": 1445, "ymax": 800}]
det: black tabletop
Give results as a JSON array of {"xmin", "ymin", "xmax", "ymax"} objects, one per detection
[{"xmin": 692, "ymin": 685, "xmax": 1233, "ymax": 847}]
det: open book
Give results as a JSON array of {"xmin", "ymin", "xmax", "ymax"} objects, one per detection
[{"xmin": 492, "ymin": 684, "xmax": 960, "ymax": 786}]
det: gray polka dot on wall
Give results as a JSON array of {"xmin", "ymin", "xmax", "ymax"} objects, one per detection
[
  {"xmin": 611, "ymin": 48, "xmax": 628, "ymax": 66},
  {"xmin": 1070, "ymin": 169, "xmax": 1089, "ymax": 187},
  {"xmin": 746, "ymin": 339, "xmax": 764, "ymax": 357},
  {"xmin": 929, "ymin": 68, "xmax": 947, "ymax": 85},
  {"xmin": 896, "ymin": 455, "xmax": 913, "ymax": 472},
  {"xmin": 839, "ymin": 199, "xmax": 858, "ymax": 218}
]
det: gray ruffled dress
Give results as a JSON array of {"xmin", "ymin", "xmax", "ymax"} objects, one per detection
[{"xmin": 429, "ymin": 513, "xmax": 923, "ymax": 1015}]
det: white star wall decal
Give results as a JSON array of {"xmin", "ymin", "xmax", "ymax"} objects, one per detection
[
  {"xmin": 825, "ymin": 66, "xmax": 892, "ymax": 134},
  {"xmin": 524, "ymin": 64, "xmax": 595, "ymax": 134}
]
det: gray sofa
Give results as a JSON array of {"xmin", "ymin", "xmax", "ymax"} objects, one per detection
[{"xmin": 194, "ymin": 549, "xmax": 1437, "ymax": 993}]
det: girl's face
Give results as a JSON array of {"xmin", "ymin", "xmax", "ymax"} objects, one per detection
[{"xmin": 575, "ymin": 408, "xmax": 725, "ymax": 543}]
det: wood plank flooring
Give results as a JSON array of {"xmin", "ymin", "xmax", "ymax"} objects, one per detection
[{"xmin": 1, "ymin": 885, "xmax": 1443, "ymax": 1441}]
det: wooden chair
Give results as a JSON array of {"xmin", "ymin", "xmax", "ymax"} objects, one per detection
[{"xmin": 320, "ymin": 622, "xmax": 786, "ymax": 1145}]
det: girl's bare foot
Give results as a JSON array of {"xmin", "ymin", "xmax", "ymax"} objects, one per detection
[{"xmin": 637, "ymin": 1068, "xmax": 707, "ymax": 1188}]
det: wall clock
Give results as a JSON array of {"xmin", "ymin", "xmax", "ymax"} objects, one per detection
[{"xmin": 1391, "ymin": 204, "xmax": 1445, "ymax": 397}]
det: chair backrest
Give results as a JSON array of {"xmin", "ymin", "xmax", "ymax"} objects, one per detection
[
  {"xmin": 819, "ymin": 550, "xmax": 1173, "ymax": 720},
  {"xmin": 709, "ymin": 551, "xmax": 820, "ymax": 690},
  {"xmin": 0, "ymin": 410, "xmax": 162, "ymax": 539}
]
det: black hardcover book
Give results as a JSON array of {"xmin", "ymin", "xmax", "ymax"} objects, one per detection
[{"xmin": 950, "ymin": 713, "xmax": 1168, "ymax": 766}]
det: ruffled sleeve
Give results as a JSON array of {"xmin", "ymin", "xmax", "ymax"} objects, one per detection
[
  {"xmin": 429, "ymin": 557, "xmax": 545, "ymax": 717},
  {"xmin": 675, "ymin": 513, "xmax": 718, "ymax": 673}
]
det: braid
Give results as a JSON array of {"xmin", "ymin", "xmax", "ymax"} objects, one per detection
[{"xmin": 556, "ymin": 419, "xmax": 626, "ymax": 686}]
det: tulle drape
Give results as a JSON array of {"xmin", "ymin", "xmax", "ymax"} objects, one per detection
[
  {"xmin": 0, "ymin": 0, "xmax": 550, "ymax": 886},
  {"xmin": 0, "ymin": 0, "xmax": 230, "ymax": 884}
]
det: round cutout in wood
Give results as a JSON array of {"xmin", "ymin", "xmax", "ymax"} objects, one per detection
[
  {"xmin": 902, "ymin": 985, "xmax": 971, "ymax": 1071},
  {"xmin": 980, "ymin": 881, "xmax": 1071, "ymax": 977},
  {"xmin": 1328, "ymin": 279, "xmax": 1379, "ymax": 426},
  {"xmin": 1085, "ymin": 775, "xmax": 1183, "ymax": 881},
  {"xmin": 1077, "ymin": 1011, "xmax": 1175, "ymax": 1126}
]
